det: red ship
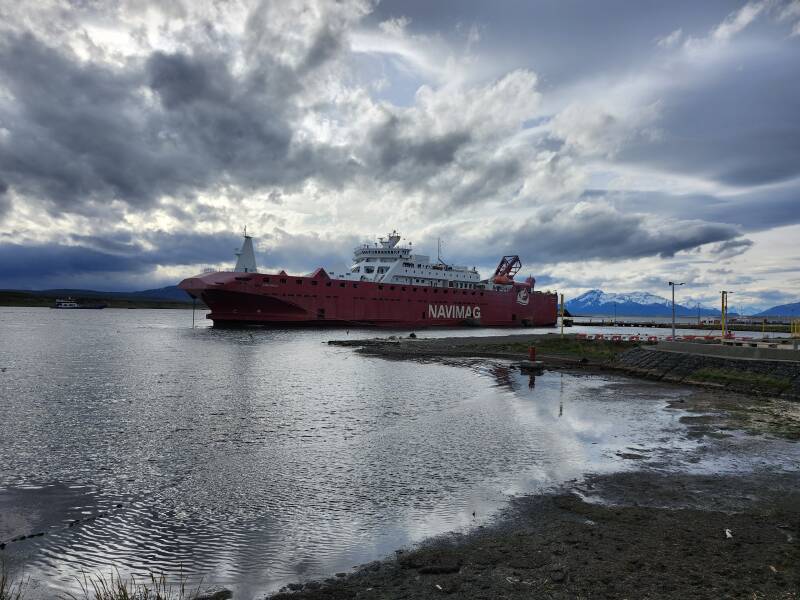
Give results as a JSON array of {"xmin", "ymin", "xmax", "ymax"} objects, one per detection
[{"xmin": 179, "ymin": 231, "xmax": 558, "ymax": 328}]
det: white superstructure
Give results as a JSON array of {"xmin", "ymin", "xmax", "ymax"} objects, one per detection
[{"xmin": 327, "ymin": 231, "xmax": 482, "ymax": 289}]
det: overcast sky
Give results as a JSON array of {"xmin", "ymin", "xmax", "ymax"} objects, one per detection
[{"xmin": 0, "ymin": 0, "xmax": 798, "ymax": 311}]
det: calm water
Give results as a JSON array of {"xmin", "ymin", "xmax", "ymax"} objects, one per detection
[{"xmin": 0, "ymin": 307, "xmax": 730, "ymax": 598}]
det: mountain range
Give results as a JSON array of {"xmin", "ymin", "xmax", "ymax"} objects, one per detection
[
  {"xmin": 753, "ymin": 301, "xmax": 800, "ymax": 317},
  {"xmin": 0, "ymin": 285, "xmax": 193, "ymax": 306},
  {"xmin": 27, "ymin": 285, "xmax": 191, "ymax": 302},
  {"xmin": 566, "ymin": 289, "xmax": 721, "ymax": 317}
]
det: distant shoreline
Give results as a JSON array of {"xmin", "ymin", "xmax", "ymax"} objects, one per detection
[{"xmin": 0, "ymin": 291, "xmax": 203, "ymax": 310}]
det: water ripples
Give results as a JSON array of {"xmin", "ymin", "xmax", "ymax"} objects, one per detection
[{"xmin": 1, "ymin": 308, "xmax": 694, "ymax": 598}]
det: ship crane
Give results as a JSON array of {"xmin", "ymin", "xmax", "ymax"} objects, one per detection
[{"xmin": 491, "ymin": 255, "xmax": 522, "ymax": 285}]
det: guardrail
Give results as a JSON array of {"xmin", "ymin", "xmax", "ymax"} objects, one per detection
[{"xmin": 575, "ymin": 333, "xmax": 795, "ymax": 345}]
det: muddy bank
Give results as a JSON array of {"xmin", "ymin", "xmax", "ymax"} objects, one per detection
[
  {"xmin": 329, "ymin": 334, "xmax": 800, "ymax": 400},
  {"xmin": 270, "ymin": 468, "xmax": 800, "ymax": 600}
]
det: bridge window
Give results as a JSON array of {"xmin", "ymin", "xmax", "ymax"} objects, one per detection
[{"xmin": 296, "ymin": 279, "xmax": 303, "ymax": 285}]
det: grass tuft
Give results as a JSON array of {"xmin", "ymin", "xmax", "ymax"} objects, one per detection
[
  {"xmin": 62, "ymin": 570, "xmax": 200, "ymax": 600},
  {"xmin": 0, "ymin": 565, "xmax": 28, "ymax": 600}
]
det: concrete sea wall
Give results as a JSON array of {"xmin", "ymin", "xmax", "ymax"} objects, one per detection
[{"xmin": 616, "ymin": 346, "xmax": 800, "ymax": 400}]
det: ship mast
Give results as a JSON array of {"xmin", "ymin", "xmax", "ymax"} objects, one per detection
[{"xmin": 436, "ymin": 237, "xmax": 448, "ymax": 266}]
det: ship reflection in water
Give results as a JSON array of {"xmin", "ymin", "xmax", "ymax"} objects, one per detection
[{"xmin": 2, "ymin": 308, "xmax": 702, "ymax": 599}]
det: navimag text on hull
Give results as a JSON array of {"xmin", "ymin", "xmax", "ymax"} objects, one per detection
[{"xmin": 179, "ymin": 231, "xmax": 558, "ymax": 327}]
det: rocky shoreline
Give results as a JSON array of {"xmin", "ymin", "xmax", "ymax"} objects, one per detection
[{"xmin": 261, "ymin": 335, "xmax": 800, "ymax": 599}]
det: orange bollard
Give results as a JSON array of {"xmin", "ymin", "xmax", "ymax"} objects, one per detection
[{"xmin": 528, "ymin": 346, "xmax": 536, "ymax": 361}]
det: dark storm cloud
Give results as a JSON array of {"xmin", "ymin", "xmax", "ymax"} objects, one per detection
[
  {"xmin": 144, "ymin": 49, "xmax": 296, "ymax": 182},
  {"xmin": 0, "ymin": 230, "xmax": 245, "ymax": 287},
  {"xmin": 0, "ymin": 178, "xmax": 9, "ymax": 218},
  {"xmin": 589, "ymin": 182, "xmax": 800, "ymax": 233},
  {"xmin": 709, "ymin": 238, "xmax": 754, "ymax": 257},
  {"xmin": 449, "ymin": 156, "xmax": 522, "ymax": 207},
  {"xmin": 0, "ymin": 243, "xmax": 149, "ymax": 281},
  {"xmin": 369, "ymin": 114, "xmax": 471, "ymax": 171},
  {"xmin": 0, "ymin": 33, "xmax": 165, "ymax": 211},
  {"xmin": 146, "ymin": 51, "xmax": 228, "ymax": 109},
  {"xmin": 0, "ymin": 229, "xmax": 361, "ymax": 289},
  {"xmin": 444, "ymin": 203, "xmax": 744, "ymax": 265},
  {"xmin": 617, "ymin": 46, "xmax": 800, "ymax": 187},
  {"xmin": 0, "ymin": 27, "xmax": 351, "ymax": 216}
]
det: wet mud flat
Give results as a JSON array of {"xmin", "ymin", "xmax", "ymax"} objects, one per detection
[
  {"xmin": 268, "ymin": 340, "xmax": 800, "ymax": 599},
  {"xmin": 271, "ymin": 470, "xmax": 800, "ymax": 600}
]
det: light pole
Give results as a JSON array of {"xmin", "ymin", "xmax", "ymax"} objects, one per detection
[
  {"xmin": 720, "ymin": 290, "xmax": 734, "ymax": 338},
  {"xmin": 669, "ymin": 281, "xmax": 684, "ymax": 340}
]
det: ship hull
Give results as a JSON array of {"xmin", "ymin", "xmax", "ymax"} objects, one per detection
[{"xmin": 180, "ymin": 270, "xmax": 558, "ymax": 328}]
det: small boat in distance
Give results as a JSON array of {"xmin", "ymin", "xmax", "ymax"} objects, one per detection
[
  {"xmin": 52, "ymin": 297, "xmax": 107, "ymax": 309},
  {"xmin": 179, "ymin": 230, "xmax": 558, "ymax": 328}
]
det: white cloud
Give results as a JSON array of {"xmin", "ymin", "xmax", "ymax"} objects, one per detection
[
  {"xmin": 711, "ymin": 1, "xmax": 766, "ymax": 42},
  {"xmin": 656, "ymin": 28, "xmax": 683, "ymax": 48}
]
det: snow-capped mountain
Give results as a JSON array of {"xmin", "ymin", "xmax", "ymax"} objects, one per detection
[{"xmin": 566, "ymin": 289, "xmax": 719, "ymax": 317}]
